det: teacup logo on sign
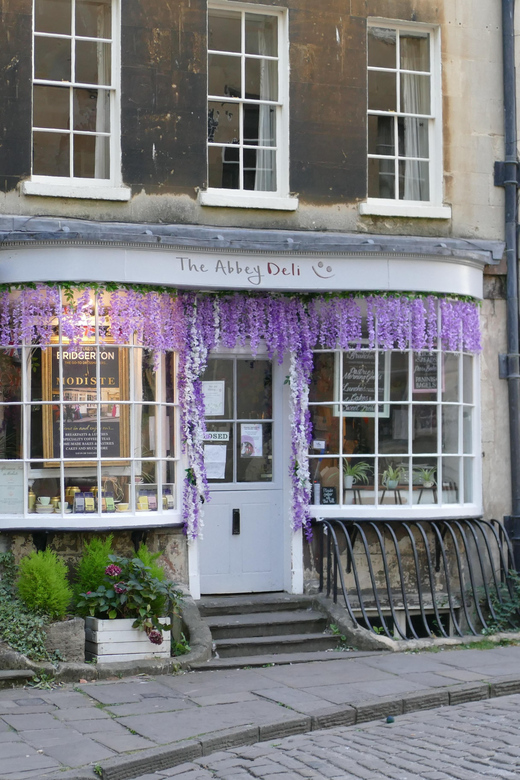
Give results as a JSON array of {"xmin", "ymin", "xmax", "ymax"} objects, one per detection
[{"xmin": 176, "ymin": 254, "xmax": 336, "ymax": 289}]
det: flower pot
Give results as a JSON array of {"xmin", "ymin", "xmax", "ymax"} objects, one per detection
[
  {"xmin": 344, "ymin": 474, "xmax": 355, "ymax": 490},
  {"xmin": 85, "ymin": 617, "xmax": 170, "ymax": 664},
  {"xmin": 422, "ymin": 481, "xmax": 434, "ymax": 489},
  {"xmin": 385, "ymin": 479, "xmax": 399, "ymax": 490}
]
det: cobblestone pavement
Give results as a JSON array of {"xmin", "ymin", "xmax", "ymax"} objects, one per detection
[{"xmin": 132, "ymin": 694, "xmax": 520, "ymax": 780}]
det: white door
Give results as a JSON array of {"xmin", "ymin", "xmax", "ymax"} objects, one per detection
[{"xmin": 199, "ymin": 356, "xmax": 284, "ymax": 594}]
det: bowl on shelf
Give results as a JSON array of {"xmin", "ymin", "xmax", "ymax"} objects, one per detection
[{"xmin": 116, "ymin": 503, "xmax": 129, "ymax": 512}]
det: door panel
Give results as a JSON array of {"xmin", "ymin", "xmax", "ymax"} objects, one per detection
[{"xmin": 199, "ymin": 356, "xmax": 283, "ymax": 594}]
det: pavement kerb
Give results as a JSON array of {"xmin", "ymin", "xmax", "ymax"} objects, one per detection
[{"xmin": 40, "ymin": 673, "xmax": 520, "ymax": 780}]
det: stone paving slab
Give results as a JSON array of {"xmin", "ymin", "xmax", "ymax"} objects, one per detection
[{"xmin": 5, "ymin": 644, "xmax": 520, "ymax": 779}]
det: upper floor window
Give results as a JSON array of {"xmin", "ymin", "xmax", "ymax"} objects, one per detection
[
  {"xmin": 26, "ymin": 0, "xmax": 129, "ymax": 199},
  {"xmin": 363, "ymin": 23, "xmax": 450, "ymax": 219},
  {"xmin": 201, "ymin": 3, "xmax": 297, "ymax": 210}
]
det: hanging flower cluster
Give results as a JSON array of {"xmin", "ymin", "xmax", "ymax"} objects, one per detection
[{"xmin": 0, "ymin": 285, "xmax": 481, "ymax": 539}]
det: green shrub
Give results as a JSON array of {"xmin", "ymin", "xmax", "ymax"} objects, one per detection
[
  {"xmin": 0, "ymin": 552, "xmax": 61, "ymax": 662},
  {"xmin": 17, "ymin": 550, "xmax": 72, "ymax": 621},
  {"xmin": 136, "ymin": 543, "xmax": 167, "ymax": 616},
  {"xmin": 73, "ymin": 534, "xmax": 113, "ymax": 613}
]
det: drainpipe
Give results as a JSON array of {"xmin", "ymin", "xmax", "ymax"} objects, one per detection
[{"xmin": 498, "ymin": 0, "xmax": 520, "ymax": 568}]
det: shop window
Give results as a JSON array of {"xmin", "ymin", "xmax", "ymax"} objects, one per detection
[
  {"xmin": 201, "ymin": 3, "xmax": 296, "ymax": 210},
  {"xmin": 26, "ymin": 0, "xmax": 128, "ymax": 200},
  {"xmin": 0, "ymin": 292, "xmax": 178, "ymax": 525},
  {"xmin": 363, "ymin": 22, "xmax": 449, "ymax": 219},
  {"xmin": 309, "ymin": 348, "xmax": 477, "ymax": 511}
]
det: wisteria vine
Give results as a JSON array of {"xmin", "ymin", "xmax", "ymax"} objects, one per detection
[{"xmin": 0, "ymin": 285, "xmax": 482, "ymax": 540}]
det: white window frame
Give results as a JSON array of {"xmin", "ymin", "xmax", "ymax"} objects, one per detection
[
  {"xmin": 200, "ymin": 1, "xmax": 297, "ymax": 211},
  {"xmin": 309, "ymin": 347, "xmax": 481, "ymax": 519},
  {"xmin": 360, "ymin": 19, "xmax": 450, "ymax": 219},
  {"xmin": 23, "ymin": 0, "xmax": 130, "ymax": 201}
]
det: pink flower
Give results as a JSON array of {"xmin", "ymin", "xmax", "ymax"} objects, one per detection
[
  {"xmin": 105, "ymin": 564, "xmax": 122, "ymax": 577},
  {"xmin": 147, "ymin": 630, "xmax": 163, "ymax": 645}
]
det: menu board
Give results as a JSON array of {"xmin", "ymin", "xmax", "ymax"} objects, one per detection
[
  {"xmin": 413, "ymin": 352, "xmax": 438, "ymax": 393},
  {"xmin": 338, "ymin": 351, "xmax": 389, "ymax": 417}
]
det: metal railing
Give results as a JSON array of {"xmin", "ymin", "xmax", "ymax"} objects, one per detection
[{"xmin": 317, "ymin": 517, "xmax": 518, "ymax": 640}]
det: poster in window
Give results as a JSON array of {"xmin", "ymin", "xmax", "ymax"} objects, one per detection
[
  {"xmin": 202, "ymin": 381, "xmax": 225, "ymax": 416},
  {"xmin": 42, "ymin": 340, "xmax": 129, "ymax": 465},
  {"xmin": 240, "ymin": 423, "xmax": 263, "ymax": 457},
  {"xmin": 335, "ymin": 351, "xmax": 390, "ymax": 418}
]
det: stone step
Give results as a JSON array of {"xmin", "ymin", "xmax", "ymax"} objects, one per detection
[
  {"xmin": 214, "ymin": 632, "xmax": 340, "ymax": 658},
  {"xmin": 198, "ymin": 593, "xmax": 314, "ymax": 618},
  {"xmin": 206, "ymin": 609, "xmax": 327, "ymax": 639},
  {"xmin": 191, "ymin": 648, "xmax": 384, "ymax": 671},
  {"xmin": 0, "ymin": 670, "xmax": 36, "ymax": 688}
]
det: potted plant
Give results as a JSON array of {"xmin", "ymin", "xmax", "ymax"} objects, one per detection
[
  {"xmin": 343, "ymin": 460, "xmax": 371, "ymax": 490},
  {"xmin": 382, "ymin": 464, "xmax": 404, "ymax": 490},
  {"xmin": 76, "ymin": 553, "xmax": 183, "ymax": 663},
  {"xmin": 413, "ymin": 466, "xmax": 436, "ymax": 489}
]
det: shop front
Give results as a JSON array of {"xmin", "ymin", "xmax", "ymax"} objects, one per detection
[{"xmin": 0, "ymin": 225, "xmax": 492, "ymax": 598}]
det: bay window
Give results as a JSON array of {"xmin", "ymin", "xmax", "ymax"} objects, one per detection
[
  {"xmin": 0, "ymin": 291, "xmax": 178, "ymax": 524},
  {"xmin": 309, "ymin": 346, "xmax": 478, "ymax": 511}
]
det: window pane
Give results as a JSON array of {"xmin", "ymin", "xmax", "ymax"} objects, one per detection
[
  {"xmin": 398, "ymin": 117, "xmax": 429, "ymax": 158},
  {"xmin": 236, "ymin": 359, "xmax": 272, "ymax": 420},
  {"xmin": 310, "ymin": 353, "xmax": 335, "ymax": 402},
  {"xmin": 34, "ymin": 36, "xmax": 71, "ymax": 81},
  {"xmin": 35, "ymin": 0, "xmax": 71, "ymax": 35},
  {"xmin": 135, "ymin": 461, "xmax": 159, "ymax": 511},
  {"xmin": 344, "ymin": 416, "xmax": 375, "ymax": 456},
  {"xmin": 442, "ymin": 406, "xmax": 459, "ymax": 454},
  {"xmin": 205, "ymin": 422, "xmax": 233, "ymax": 482},
  {"xmin": 389, "ymin": 352, "xmax": 408, "ymax": 401},
  {"xmin": 245, "ymin": 13, "xmax": 277, "ymax": 56},
  {"xmin": 400, "ymin": 73, "xmax": 430, "ymax": 114},
  {"xmin": 463, "ymin": 355, "xmax": 473, "ymax": 403},
  {"xmin": 368, "ymin": 157, "xmax": 395, "ymax": 199},
  {"xmin": 380, "ymin": 458, "xmax": 409, "ymax": 505},
  {"xmin": 368, "ymin": 70, "xmax": 396, "ymax": 111},
  {"xmin": 209, "ymin": 9, "xmax": 241, "ymax": 53},
  {"xmin": 76, "ymin": 0, "xmax": 111, "ymax": 39},
  {"xmin": 0, "ymin": 405, "xmax": 22, "ymax": 459},
  {"xmin": 244, "ymin": 148, "xmax": 276, "ymax": 191},
  {"xmin": 343, "ymin": 457, "xmax": 375, "ymax": 506},
  {"xmin": 398, "ymin": 159, "xmax": 429, "ymax": 201},
  {"xmin": 161, "ymin": 407, "xmax": 175, "ymax": 457},
  {"xmin": 412, "ymin": 457, "xmax": 437, "ymax": 505},
  {"xmin": 313, "ymin": 457, "xmax": 340, "ymax": 503},
  {"xmin": 245, "ymin": 59, "xmax": 278, "ymax": 101},
  {"xmin": 412, "ymin": 405, "xmax": 437, "ymax": 453},
  {"xmin": 34, "ymin": 86, "xmax": 70, "ymax": 129},
  {"xmin": 133, "ymin": 404, "xmax": 156, "ymax": 458},
  {"xmin": 135, "ymin": 349, "xmax": 157, "ymax": 402},
  {"xmin": 33, "ymin": 132, "xmax": 70, "ymax": 176},
  {"xmin": 208, "ymin": 54, "xmax": 241, "ymax": 98},
  {"xmin": 208, "ymin": 102, "xmax": 240, "ymax": 144},
  {"xmin": 309, "ymin": 406, "xmax": 339, "ymax": 455},
  {"xmin": 0, "ymin": 350, "xmax": 22, "ymax": 403},
  {"xmin": 208, "ymin": 145, "xmax": 239, "ymax": 189},
  {"xmin": 368, "ymin": 115, "xmax": 394, "ymax": 156},
  {"xmin": 75, "ymin": 40, "xmax": 111, "ymax": 85},
  {"xmin": 443, "ymin": 353, "xmax": 459, "ymax": 402},
  {"xmin": 463, "ymin": 458, "xmax": 473, "ymax": 503},
  {"xmin": 400, "ymin": 32, "xmax": 430, "ymax": 73},
  {"xmin": 202, "ymin": 359, "xmax": 234, "ymax": 418},
  {"xmin": 165, "ymin": 353, "xmax": 175, "ymax": 404},
  {"xmin": 237, "ymin": 422, "xmax": 272, "ymax": 482},
  {"xmin": 442, "ymin": 457, "xmax": 460, "ymax": 503},
  {"xmin": 74, "ymin": 134, "xmax": 110, "ymax": 178},
  {"xmin": 30, "ymin": 349, "xmax": 44, "ymax": 402},
  {"xmin": 244, "ymin": 104, "xmax": 276, "ymax": 147},
  {"xmin": 161, "ymin": 461, "xmax": 176, "ymax": 509},
  {"xmin": 381, "ymin": 405, "xmax": 409, "ymax": 453},
  {"xmin": 100, "ymin": 466, "xmax": 128, "ymax": 507},
  {"xmin": 368, "ymin": 27, "xmax": 396, "ymax": 69},
  {"xmin": 463, "ymin": 408, "xmax": 472, "ymax": 454},
  {"xmin": 74, "ymin": 88, "xmax": 110, "ymax": 133}
]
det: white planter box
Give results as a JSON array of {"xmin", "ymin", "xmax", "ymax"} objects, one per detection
[{"xmin": 85, "ymin": 617, "xmax": 170, "ymax": 663}]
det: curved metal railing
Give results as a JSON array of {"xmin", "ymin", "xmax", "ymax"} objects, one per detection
[{"xmin": 316, "ymin": 517, "xmax": 518, "ymax": 639}]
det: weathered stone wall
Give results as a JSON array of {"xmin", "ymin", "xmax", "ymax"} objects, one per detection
[
  {"xmin": 0, "ymin": 0, "xmax": 504, "ymax": 241},
  {"xmin": 3, "ymin": 528, "xmax": 188, "ymax": 586}
]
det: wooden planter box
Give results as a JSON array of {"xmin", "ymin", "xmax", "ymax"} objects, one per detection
[{"xmin": 85, "ymin": 617, "xmax": 170, "ymax": 664}]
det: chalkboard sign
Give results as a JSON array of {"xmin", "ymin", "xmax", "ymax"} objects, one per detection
[
  {"xmin": 413, "ymin": 352, "xmax": 437, "ymax": 393},
  {"xmin": 320, "ymin": 486, "xmax": 337, "ymax": 505},
  {"xmin": 336, "ymin": 351, "xmax": 389, "ymax": 418}
]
